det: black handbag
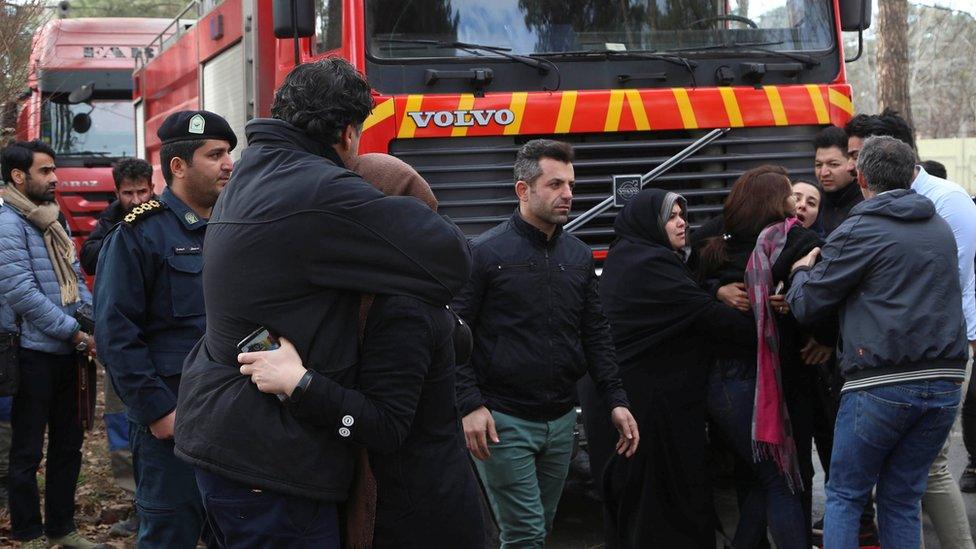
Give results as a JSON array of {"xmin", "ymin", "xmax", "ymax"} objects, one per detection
[{"xmin": 0, "ymin": 317, "xmax": 21, "ymax": 397}]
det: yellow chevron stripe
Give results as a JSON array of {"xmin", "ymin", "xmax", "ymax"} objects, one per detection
[
  {"xmin": 503, "ymin": 92, "xmax": 528, "ymax": 135},
  {"xmin": 719, "ymin": 87, "xmax": 744, "ymax": 127},
  {"xmin": 828, "ymin": 88, "xmax": 854, "ymax": 115},
  {"xmin": 554, "ymin": 91, "xmax": 578, "ymax": 134},
  {"xmin": 672, "ymin": 88, "xmax": 698, "ymax": 129},
  {"xmin": 805, "ymin": 85, "xmax": 830, "ymax": 124},
  {"xmin": 362, "ymin": 98, "xmax": 394, "ymax": 133},
  {"xmin": 764, "ymin": 86, "xmax": 788, "ymax": 126},
  {"xmin": 451, "ymin": 94, "xmax": 476, "ymax": 137},
  {"xmin": 397, "ymin": 95, "xmax": 424, "ymax": 138},
  {"xmin": 604, "ymin": 89, "xmax": 625, "ymax": 132},
  {"xmin": 625, "ymin": 90, "xmax": 651, "ymax": 131}
]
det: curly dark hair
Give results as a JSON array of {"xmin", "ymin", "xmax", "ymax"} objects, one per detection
[
  {"xmin": 111, "ymin": 157, "xmax": 153, "ymax": 189},
  {"xmin": 844, "ymin": 107, "xmax": 916, "ymax": 150},
  {"xmin": 270, "ymin": 58, "xmax": 373, "ymax": 145}
]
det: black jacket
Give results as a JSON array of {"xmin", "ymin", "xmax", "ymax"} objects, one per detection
[
  {"xmin": 819, "ymin": 182, "xmax": 864, "ymax": 235},
  {"xmin": 80, "ymin": 200, "xmax": 123, "ymax": 275},
  {"xmin": 453, "ymin": 211, "xmax": 629, "ymax": 422},
  {"xmin": 294, "ymin": 294, "xmax": 484, "ymax": 548},
  {"xmin": 174, "ymin": 119, "xmax": 472, "ymax": 501}
]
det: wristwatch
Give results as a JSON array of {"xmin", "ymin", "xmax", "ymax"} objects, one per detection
[{"xmin": 285, "ymin": 370, "xmax": 315, "ymax": 405}]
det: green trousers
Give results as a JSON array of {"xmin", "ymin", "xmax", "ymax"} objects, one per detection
[{"xmin": 475, "ymin": 409, "xmax": 576, "ymax": 549}]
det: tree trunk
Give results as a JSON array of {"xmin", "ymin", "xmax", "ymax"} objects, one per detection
[{"xmin": 876, "ymin": 0, "xmax": 913, "ymax": 128}]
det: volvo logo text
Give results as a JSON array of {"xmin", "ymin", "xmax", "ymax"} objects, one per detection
[{"xmin": 406, "ymin": 108, "xmax": 516, "ymax": 129}]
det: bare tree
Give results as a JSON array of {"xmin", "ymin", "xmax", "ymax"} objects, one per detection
[
  {"xmin": 876, "ymin": 0, "xmax": 913, "ymax": 127},
  {"xmin": 0, "ymin": 0, "xmax": 49, "ymax": 144},
  {"xmin": 65, "ymin": 0, "xmax": 184, "ymax": 18}
]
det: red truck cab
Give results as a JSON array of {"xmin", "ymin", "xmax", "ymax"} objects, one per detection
[{"xmin": 17, "ymin": 18, "xmax": 170, "ymax": 249}]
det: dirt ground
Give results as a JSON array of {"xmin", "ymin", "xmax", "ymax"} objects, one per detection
[{"xmin": 0, "ymin": 369, "xmax": 137, "ymax": 548}]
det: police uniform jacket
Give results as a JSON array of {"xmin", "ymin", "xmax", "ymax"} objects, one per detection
[{"xmin": 94, "ymin": 188, "xmax": 207, "ymax": 426}]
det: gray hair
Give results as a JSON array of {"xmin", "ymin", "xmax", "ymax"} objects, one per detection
[
  {"xmin": 513, "ymin": 139, "xmax": 574, "ymax": 185},
  {"xmin": 856, "ymin": 135, "xmax": 917, "ymax": 193}
]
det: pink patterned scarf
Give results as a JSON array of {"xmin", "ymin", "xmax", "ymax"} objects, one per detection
[{"xmin": 745, "ymin": 217, "xmax": 802, "ymax": 492}]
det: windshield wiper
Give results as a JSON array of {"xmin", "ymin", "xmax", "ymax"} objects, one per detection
[
  {"xmin": 532, "ymin": 49, "xmax": 697, "ymax": 87},
  {"xmin": 666, "ymin": 41, "xmax": 820, "ymax": 66},
  {"xmin": 376, "ymin": 39, "xmax": 554, "ymax": 74},
  {"xmin": 531, "ymin": 49, "xmax": 698, "ymax": 69}
]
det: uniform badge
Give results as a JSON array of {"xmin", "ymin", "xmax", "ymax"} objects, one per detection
[
  {"xmin": 188, "ymin": 114, "xmax": 206, "ymax": 134},
  {"xmin": 184, "ymin": 212, "xmax": 199, "ymax": 224}
]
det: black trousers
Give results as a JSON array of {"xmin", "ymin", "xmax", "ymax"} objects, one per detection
[{"xmin": 9, "ymin": 349, "xmax": 83, "ymax": 540}]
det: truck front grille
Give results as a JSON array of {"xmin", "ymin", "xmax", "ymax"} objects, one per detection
[{"xmin": 390, "ymin": 125, "xmax": 823, "ymax": 252}]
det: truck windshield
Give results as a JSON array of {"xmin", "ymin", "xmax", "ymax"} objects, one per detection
[
  {"xmin": 367, "ymin": 0, "xmax": 834, "ymax": 59},
  {"xmin": 41, "ymin": 100, "xmax": 135, "ymax": 158}
]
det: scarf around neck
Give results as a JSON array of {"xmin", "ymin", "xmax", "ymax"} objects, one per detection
[
  {"xmin": 3, "ymin": 185, "xmax": 79, "ymax": 306},
  {"xmin": 745, "ymin": 217, "xmax": 802, "ymax": 492}
]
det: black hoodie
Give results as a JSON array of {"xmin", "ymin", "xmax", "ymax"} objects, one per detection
[
  {"xmin": 174, "ymin": 119, "xmax": 472, "ymax": 500},
  {"xmin": 818, "ymin": 180, "xmax": 864, "ymax": 235}
]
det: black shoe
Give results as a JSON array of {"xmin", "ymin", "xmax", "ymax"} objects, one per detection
[{"xmin": 961, "ymin": 463, "xmax": 976, "ymax": 493}]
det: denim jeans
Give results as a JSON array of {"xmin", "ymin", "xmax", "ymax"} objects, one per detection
[
  {"xmin": 707, "ymin": 365, "xmax": 807, "ymax": 549},
  {"xmin": 825, "ymin": 379, "xmax": 961, "ymax": 549},
  {"xmin": 130, "ymin": 424, "xmax": 206, "ymax": 548},
  {"xmin": 194, "ymin": 468, "xmax": 339, "ymax": 549}
]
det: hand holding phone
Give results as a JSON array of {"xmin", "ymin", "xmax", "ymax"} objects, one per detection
[{"xmin": 237, "ymin": 327, "xmax": 285, "ymax": 401}]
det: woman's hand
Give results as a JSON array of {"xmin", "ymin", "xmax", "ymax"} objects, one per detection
[
  {"xmin": 769, "ymin": 294, "xmax": 790, "ymax": 315},
  {"xmin": 791, "ymin": 247, "xmax": 821, "ymax": 274},
  {"xmin": 800, "ymin": 338, "xmax": 833, "ymax": 365},
  {"xmin": 238, "ymin": 337, "xmax": 307, "ymax": 397}
]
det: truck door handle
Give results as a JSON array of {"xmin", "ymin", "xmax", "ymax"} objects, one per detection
[{"xmin": 617, "ymin": 72, "xmax": 667, "ymax": 84}]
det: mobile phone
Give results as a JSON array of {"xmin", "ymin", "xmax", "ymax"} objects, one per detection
[
  {"xmin": 237, "ymin": 327, "xmax": 280, "ymax": 354},
  {"xmin": 773, "ymin": 281, "xmax": 785, "ymax": 295}
]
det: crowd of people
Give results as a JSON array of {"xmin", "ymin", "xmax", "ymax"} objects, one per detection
[{"xmin": 0, "ymin": 55, "xmax": 974, "ymax": 549}]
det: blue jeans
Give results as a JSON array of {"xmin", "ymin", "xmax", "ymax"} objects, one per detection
[
  {"xmin": 130, "ymin": 424, "xmax": 206, "ymax": 548},
  {"xmin": 194, "ymin": 468, "xmax": 339, "ymax": 549},
  {"xmin": 825, "ymin": 379, "xmax": 960, "ymax": 549},
  {"xmin": 707, "ymin": 365, "xmax": 806, "ymax": 549}
]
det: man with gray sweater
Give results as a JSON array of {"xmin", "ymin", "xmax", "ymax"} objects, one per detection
[{"xmin": 787, "ymin": 135, "xmax": 968, "ymax": 548}]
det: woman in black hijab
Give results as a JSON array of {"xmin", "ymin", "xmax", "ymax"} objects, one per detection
[{"xmin": 596, "ymin": 188, "xmax": 755, "ymax": 548}]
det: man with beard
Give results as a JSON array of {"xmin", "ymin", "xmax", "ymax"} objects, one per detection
[
  {"xmin": 94, "ymin": 111, "xmax": 235, "ymax": 548},
  {"xmin": 454, "ymin": 139, "xmax": 638, "ymax": 548},
  {"xmin": 0, "ymin": 140, "xmax": 99, "ymax": 548},
  {"xmin": 80, "ymin": 157, "xmax": 154, "ymax": 275},
  {"xmin": 80, "ymin": 157, "xmax": 155, "ymax": 537}
]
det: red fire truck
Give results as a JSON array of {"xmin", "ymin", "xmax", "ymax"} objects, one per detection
[
  {"xmin": 135, "ymin": 0, "xmax": 870, "ymax": 253},
  {"xmin": 17, "ymin": 17, "xmax": 170, "ymax": 247}
]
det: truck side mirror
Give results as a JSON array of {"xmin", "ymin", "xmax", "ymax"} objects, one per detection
[
  {"xmin": 72, "ymin": 113, "xmax": 92, "ymax": 134},
  {"xmin": 67, "ymin": 82, "xmax": 94, "ymax": 105},
  {"xmin": 839, "ymin": 0, "xmax": 872, "ymax": 32},
  {"xmin": 272, "ymin": 0, "xmax": 315, "ymax": 39}
]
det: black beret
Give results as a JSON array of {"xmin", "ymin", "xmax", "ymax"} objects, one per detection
[{"xmin": 157, "ymin": 110, "xmax": 237, "ymax": 151}]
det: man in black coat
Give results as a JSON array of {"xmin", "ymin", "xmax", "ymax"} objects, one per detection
[
  {"xmin": 453, "ymin": 139, "xmax": 638, "ymax": 548},
  {"xmin": 173, "ymin": 58, "xmax": 472, "ymax": 547},
  {"xmin": 79, "ymin": 157, "xmax": 154, "ymax": 275},
  {"xmin": 813, "ymin": 125, "xmax": 861, "ymax": 235}
]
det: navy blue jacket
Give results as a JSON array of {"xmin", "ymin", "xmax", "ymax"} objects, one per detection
[
  {"xmin": 94, "ymin": 188, "xmax": 207, "ymax": 426},
  {"xmin": 453, "ymin": 211, "xmax": 629, "ymax": 422},
  {"xmin": 788, "ymin": 189, "xmax": 968, "ymax": 391}
]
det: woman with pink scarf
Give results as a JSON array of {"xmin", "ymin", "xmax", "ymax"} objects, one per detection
[{"xmin": 695, "ymin": 165, "xmax": 822, "ymax": 549}]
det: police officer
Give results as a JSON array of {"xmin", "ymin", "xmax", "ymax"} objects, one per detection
[{"xmin": 94, "ymin": 111, "xmax": 235, "ymax": 548}]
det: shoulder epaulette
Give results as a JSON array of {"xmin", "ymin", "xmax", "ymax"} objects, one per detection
[{"xmin": 122, "ymin": 200, "xmax": 166, "ymax": 225}]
